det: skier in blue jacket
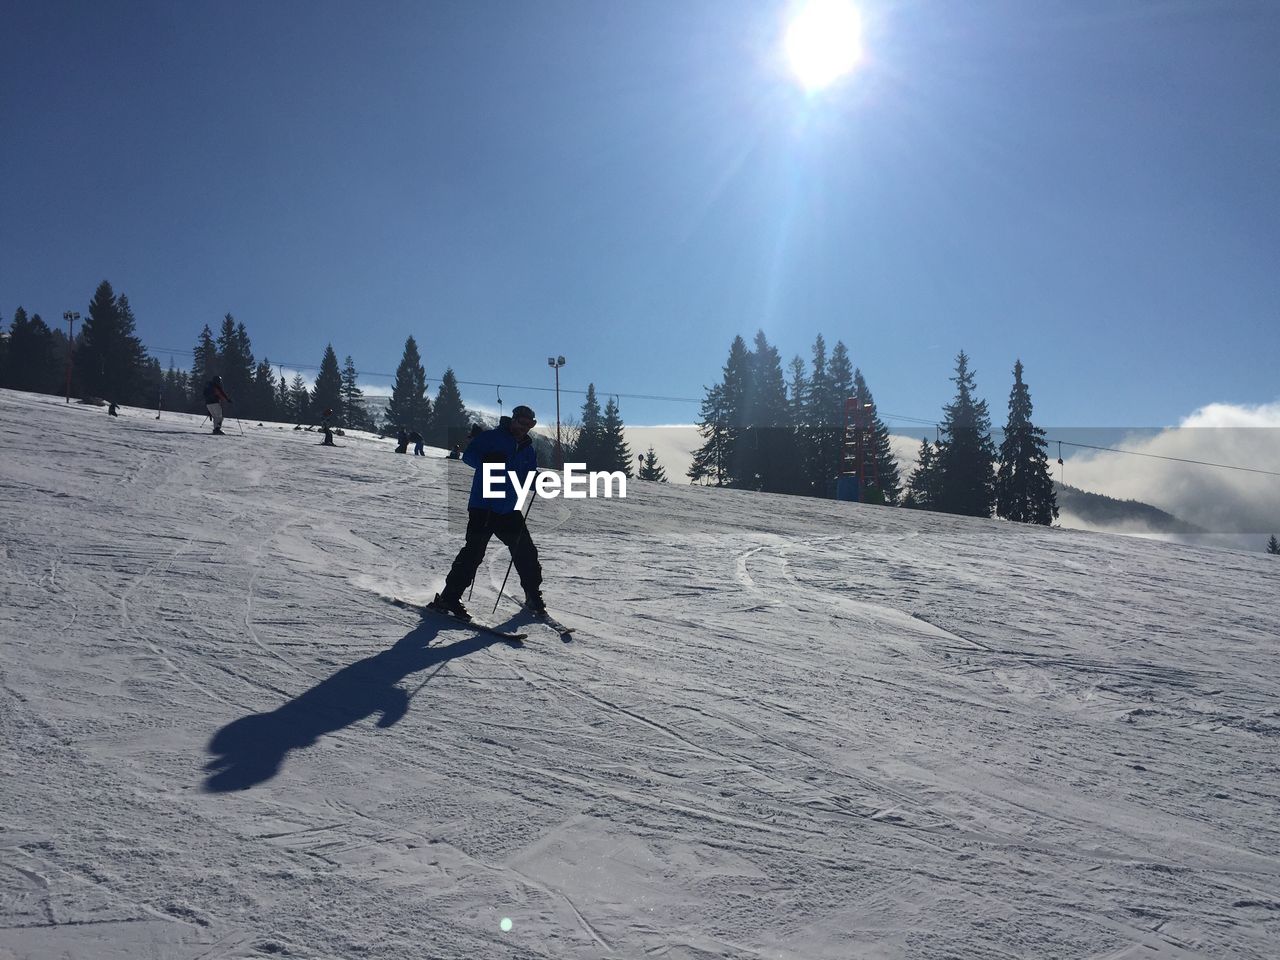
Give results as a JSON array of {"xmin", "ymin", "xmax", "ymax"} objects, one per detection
[{"xmin": 428, "ymin": 405, "xmax": 546, "ymax": 620}]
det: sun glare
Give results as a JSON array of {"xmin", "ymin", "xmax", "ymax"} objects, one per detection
[{"xmin": 784, "ymin": 0, "xmax": 864, "ymax": 92}]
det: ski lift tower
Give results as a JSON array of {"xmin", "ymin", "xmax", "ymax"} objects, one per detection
[{"xmin": 837, "ymin": 396, "xmax": 879, "ymax": 502}]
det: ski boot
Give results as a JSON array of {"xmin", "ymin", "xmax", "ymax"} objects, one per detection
[
  {"xmin": 426, "ymin": 593, "xmax": 470, "ymax": 621},
  {"xmin": 524, "ymin": 590, "xmax": 548, "ymax": 617}
]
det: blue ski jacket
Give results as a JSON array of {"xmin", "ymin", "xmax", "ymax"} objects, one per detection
[{"xmin": 463, "ymin": 419, "xmax": 538, "ymax": 513}]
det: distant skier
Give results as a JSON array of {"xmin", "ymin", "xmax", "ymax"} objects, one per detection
[
  {"xmin": 395, "ymin": 426, "xmax": 409, "ymax": 454},
  {"xmin": 428, "ymin": 404, "xmax": 546, "ymax": 620},
  {"xmin": 107, "ymin": 401, "xmax": 119, "ymax": 417},
  {"xmin": 447, "ymin": 445, "xmax": 462, "ymax": 460},
  {"xmin": 320, "ymin": 408, "xmax": 336, "ymax": 446},
  {"xmin": 410, "ymin": 429, "xmax": 425, "ymax": 456},
  {"xmin": 203, "ymin": 376, "xmax": 232, "ymax": 434}
]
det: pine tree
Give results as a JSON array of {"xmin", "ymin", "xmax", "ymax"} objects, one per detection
[
  {"xmin": 288, "ymin": 374, "xmax": 310, "ymax": 424},
  {"xmin": 215, "ymin": 315, "xmax": 255, "ymax": 409},
  {"xmin": 2, "ymin": 307, "xmax": 60, "ymax": 394},
  {"xmin": 795, "ymin": 336, "xmax": 854, "ymax": 499},
  {"xmin": 689, "ymin": 336, "xmax": 753, "ymax": 487},
  {"xmin": 161, "ymin": 363, "xmax": 189, "ymax": 414},
  {"xmin": 386, "ymin": 336, "xmax": 430, "ymax": 432},
  {"xmin": 600, "ymin": 396, "xmax": 632, "ymax": 476},
  {"xmin": 935, "ymin": 351, "xmax": 996, "ymax": 518},
  {"xmin": 190, "ymin": 325, "xmax": 218, "ymax": 411},
  {"xmin": 995, "ymin": 359, "xmax": 1058, "ymax": 525},
  {"xmin": 744, "ymin": 330, "xmax": 792, "ymax": 494},
  {"xmin": 904, "ymin": 437, "xmax": 942, "ymax": 510},
  {"xmin": 803, "ymin": 337, "xmax": 855, "ymax": 499},
  {"xmin": 719, "ymin": 336, "xmax": 752, "ymax": 487},
  {"xmin": 50, "ymin": 323, "xmax": 82, "ymax": 399},
  {"xmin": 0, "ymin": 312, "xmax": 8, "ymax": 384},
  {"xmin": 828, "ymin": 342, "xmax": 854, "ymax": 404},
  {"xmin": 688, "ymin": 383, "xmax": 730, "ymax": 486},
  {"xmin": 234, "ymin": 322, "xmax": 255, "ymax": 406},
  {"xmin": 276, "ymin": 375, "xmax": 290, "ymax": 419},
  {"xmin": 851, "ymin": 368, "xmax": 902, "ymax": 505},
  {"xmin": 1267, "ymin": 535, "xmax": 1279, "ymax": 555},
  {"xmin": 638, "ymin": 446, "xmax": 668, "ymax": 482},
  {"xmin": 427, "ymin": 367, "xmax": 469, "ymax": 447},
  {"xmin": 138, "ymin": 354, "xmax": 164, "ymax": 411},
  {"xmin": 249, "ymin": 359, "xmax": 276, "ymax": 422},
  {"xmin": 79, "ymin": 282, "xmax": 149, "ymax": 402},
  {"xmin": 572, "ymin": 384, "xmax": 605, "ymax": 468},
  {"xmin": 785, "ymin": 355, "xmax": 810, "ymax": 495},
  {"xmin": 802, "ymin": 334, "xmax": 837, "ymax": 497},
  {"xmin": 340, "ymin": 356, "xmax": 372, "ymax": 431},
  {"xmin": 311, "ymin": 345, "xmax": 344, "ymax": 423}
]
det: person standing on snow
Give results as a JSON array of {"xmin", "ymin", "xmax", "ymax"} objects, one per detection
[
  {"xmin": 203, "ymin": 376, "xmax": 232, "ymax": 434},
  {"xmin": 320, "ymin": 408, "xmax": 336, "ymax": 446},
  {"xmin": 428, "ymin": 404, "xmax": 546, "ymax": 620}
]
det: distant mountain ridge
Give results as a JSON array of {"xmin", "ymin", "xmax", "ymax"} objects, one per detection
[{"xmin": 1054, "ymin": 482, "xmax": 1206, "ymax": 534}]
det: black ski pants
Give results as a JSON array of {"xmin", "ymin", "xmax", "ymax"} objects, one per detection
[{"xmin": 441, "ymin": 508, "xmax": 542, "ymax": 601}]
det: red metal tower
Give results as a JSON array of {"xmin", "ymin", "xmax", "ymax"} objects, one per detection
[{"xmin": 840, "ymin": 396, "xmax": 880, "ymax": 502}]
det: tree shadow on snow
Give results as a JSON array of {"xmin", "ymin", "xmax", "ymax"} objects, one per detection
[{"xmin": 202, "ymin": 618, "xmax": 522, "ymax": 792}]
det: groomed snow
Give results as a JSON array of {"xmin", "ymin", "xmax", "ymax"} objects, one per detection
[{"xmin": 2, "ymin": 388, "xmax": 1278, "ymax": 959}]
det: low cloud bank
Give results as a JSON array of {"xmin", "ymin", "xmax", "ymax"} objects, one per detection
[
  {"xmin": 1055, "ymin": 402, "xmax": 1280, "ymax": 540},
  {"xmin": 894, "ymin": 401, "xmax": 1280, "ymax": 549}
]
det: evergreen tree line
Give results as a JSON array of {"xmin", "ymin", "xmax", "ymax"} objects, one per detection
[
  {"xmin": 0, "ymin": 285, "xmax": 478, "ymax": 442},
  {"xmin": 1, "ymin": 287, "xmax": 1052, "ymax": 527},
  {"xmin": 689, "ymin": 335, "xmax": 1058, "ymax": 527},
  {"xmin": 381, "ymin": 335, "xmax": 473, "ymax": 447},
  {"xmin": 561, "ymin": 384, "xmax": 635, "ymax": 477},
  {"xmin": 903, "ymin": 352, "xmax": 1058, "ymax": 525},
  {"xmin": 0, "ymin": 282, "xmax": 161, "ymax": 406},
  {"xmin": 689, "ymin": 331, "xmax": 902, "ymax": 502},
  {"xmin": 185, "ymin": 316, "xmax": 383, "ymax": 430}
]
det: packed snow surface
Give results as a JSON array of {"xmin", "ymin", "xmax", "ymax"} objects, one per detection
[{"xmin": 2, "ymin": 389, "xmax": 1278, "ymax": 960}]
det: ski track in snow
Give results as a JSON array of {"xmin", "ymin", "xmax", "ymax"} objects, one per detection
[{"xmin": 2, "ymin": 389, "xmax": 1279, "ymax": 959}]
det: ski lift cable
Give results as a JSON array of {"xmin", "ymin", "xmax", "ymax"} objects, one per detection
[
  {"xmin": 153, "ymin": 347, "xmax": 708, "ymax": 405},
  {"xmin": 1052, "ymin": 441, "xmax": 1280, "ymax": 478}
]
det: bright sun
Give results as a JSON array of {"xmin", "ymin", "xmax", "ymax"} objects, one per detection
[{"xmin": 784, "ymin": 0, "xmax": 864, "ymax": 92}]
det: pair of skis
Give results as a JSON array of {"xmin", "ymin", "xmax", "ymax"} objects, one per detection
[{"xmin": 384, "ymin": 596, "xmax": 572, "ymax": 643}]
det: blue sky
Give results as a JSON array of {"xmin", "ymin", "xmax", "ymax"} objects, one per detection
[{"xmin": 4, "ymin": 0, "xmax": 1277, "ymax": 430}]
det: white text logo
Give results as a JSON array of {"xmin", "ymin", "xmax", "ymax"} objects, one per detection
[{"xmin": 482, "ymin": 463, "xmax": 627, "ymax": 511}]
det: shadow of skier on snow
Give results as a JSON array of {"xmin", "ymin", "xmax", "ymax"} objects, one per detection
[{"xmin": 202, "ymin": 617, "xmax": 523, "ymax": 792}]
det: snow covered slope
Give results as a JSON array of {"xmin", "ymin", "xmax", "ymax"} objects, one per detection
[{"xmin": 2, "ymin": 388, "xmax": 1278, "ymax": 960}]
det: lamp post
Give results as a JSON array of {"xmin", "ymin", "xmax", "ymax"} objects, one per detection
[
  {"xmin": 62, "ymin": 311, "xmax": 80, "ymax": 403},
  {"xmin": 547, "ymin": 355, "xmax": 566, "ymax": 469}
]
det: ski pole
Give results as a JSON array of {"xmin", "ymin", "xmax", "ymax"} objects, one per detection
[{"xmin": 492, "ymin": 478, "xmax": 539, "ymax": 615}]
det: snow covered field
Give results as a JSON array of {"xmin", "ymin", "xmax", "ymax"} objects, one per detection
[{"xmin": 2, "ymin": 387, "xmax": 1278, "ymax": 960}]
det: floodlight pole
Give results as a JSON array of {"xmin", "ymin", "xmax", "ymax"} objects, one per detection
[
  {"xmin": 547, "ymin": 355, "xmax": 566, "ymax": 469},
  {"xmin": 63, "ymin": 311, "xmax": 80, "ymax": 403}
]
